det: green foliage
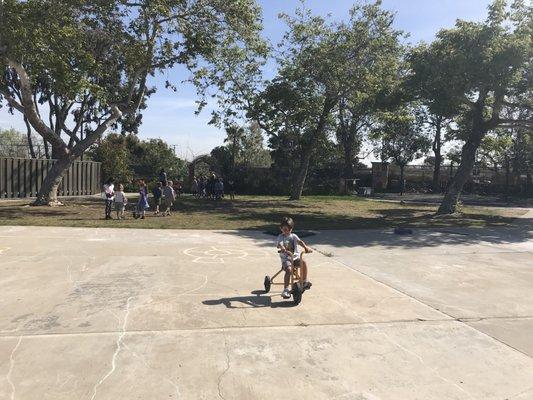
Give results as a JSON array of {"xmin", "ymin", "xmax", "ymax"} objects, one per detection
[
  {"xmin": 88, "ymin": 133, "xmax": 132, "ymax": 186},
  {"xmin": 211, "ymin": 122, "xmax": 271, "ymax": 177},
  {"xmin": 0, "ymin": 127, "xmax": 27, "ymax": 157},
  {"xmin": 247, "ymin": 1, "xmax": 404, "ymax": 197},
  {"xmin": 408, "ymin": 0, "xmax": 532, "ymax": 127},
  {"xmin": 446, "ymin": 146, "xmax": 463, "ymax": 165},
  {"xmin": 240, "ymin": 122, "xmax": 271, "ymax": 168},
  {"xmin": 132, "ymin": 138, "xmax": 187, "ymax": 181},
  {"xmin": 88, "ymin": 133, "xmax": 186, "ymax": 189},
  {"xmin": 512, "ymin": 128, "xmax": 533, "ymax": 175},
  {"xmin": 0, "ymin": 0, "xmax": 266, "ymax": 201},
  {"xmin": 372, "ymin": 106, "xmax": 431, "ymax": 168},
  {"xmin": 479, "ymin": 130, "xmax": 514, "ymax": 169}
]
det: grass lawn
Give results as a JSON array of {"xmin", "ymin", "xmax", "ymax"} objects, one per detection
[{"xmin": 0, "ymin": 195, "xmax": 527, "ymax": 231}]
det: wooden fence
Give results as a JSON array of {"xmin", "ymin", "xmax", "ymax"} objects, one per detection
[{"xmin": 0, "ymin": 157, "xmax": 102, "ymax": 198}]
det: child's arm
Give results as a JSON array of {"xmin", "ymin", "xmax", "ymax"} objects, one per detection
[
  {"xmin": 297, "ymin": 239, "xmax": 312, "ymax": 253},
  {"xmin": 277, "ymin": 241, "xmax": 290, "ymax": 255}
]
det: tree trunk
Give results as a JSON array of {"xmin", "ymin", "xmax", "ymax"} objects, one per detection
[
  {"xmin": 504, "ymin": 157, "xmax": 510, "ymax": 195},
  {"xmin": 342, "ymin": 141, "xmax": 355, "ymax": 179},
  {"xmin": 438, "ymin": 122, "xmax": 485, "ymax": 214},
  {"xmin": 24, "ymin": 116, "xmax": 36, "ymax": 158},
  {"xmin": 34, "ymin": 155, "xmax": 74, "ymax": 205},
  {"xmin": 432, "ymin": 117, "xmax": 442, "ymax": 192},
  {"xmin": 290, "ymin": 147, "xmax": 313, "ymax": 200},
  {"xmin": 337, "ymin": 99, "xmax": 356, "ymax": 179},
  {"xmin": 289, "ymin": 97, "xmax": 333, "ymax": 200},
  {"xmin": 44, "ymin": 140, "xmax": 50, "ymax": 159},
  {"xmin": 399, "ymin": 165, "xmax": 405, "ymax": 196}
]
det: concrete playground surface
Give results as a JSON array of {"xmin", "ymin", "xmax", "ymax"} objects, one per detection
[{"xmin": 0, "ymin": 220, "xmax": 532, "ymax": 400}]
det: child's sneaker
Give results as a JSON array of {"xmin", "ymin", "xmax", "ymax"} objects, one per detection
[
  {"xmin": 303, "ymin": 281, "xmax": 312, "ymax": 290},
  {"xmin": 281, "ymin": 288, "xmax": 291, "ymax": 299}
]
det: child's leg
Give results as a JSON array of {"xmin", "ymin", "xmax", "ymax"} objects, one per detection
[
  {"xmin": 301, "ymin": 259, "xmax": 308, "ymax": 281},
  {"xmin": 301, "ymin": 259, "xmax": 312, "ymax": 289},
  {"xmin": 283, "ymin": 266, "xmax": 291, "ymax": 288}
]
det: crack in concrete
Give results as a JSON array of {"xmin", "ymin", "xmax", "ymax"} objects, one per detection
[
  {"xmin": 507, "ymin": 385, "xmax": 533, "ymax": 399},
  {"xmin": 0, "ymin": 318, "xmax": 457, "ymax": 338},
  {"xmin": 121, "ymin": 342, "xmax": 181, "ymax": 399},
  {"xmin": 6, "ymin": 336, "xmax": 23, "ymax": 400},
  {"xmin": 323, "ymin": 294, "xmax": 475, "ymax": 400},
  {"xmin": 217, "ymin": 330, "xmax": 231, "ymax": 400},
  {"xmin": 327, "ymin": 255, "xmax": 533, "ymax": 361},
  {"xmin": 90, "ymin": 296, "xmax": 133, "ymax": 400}
]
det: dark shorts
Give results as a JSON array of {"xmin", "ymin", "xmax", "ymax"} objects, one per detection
[
  {"xmin": 154, "ymin": 197, "xmax": 161, "ymax": 206},
  {"xmin": 282, "ymin": 258, "xmax": 301, "ymax": 271}
]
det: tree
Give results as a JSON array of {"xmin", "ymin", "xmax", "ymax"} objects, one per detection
[
  {"xmin": 89, "ymin": 134, "xmax": 187, "ymax": 185},
  {"xmin": 335, "ymin": 36, "xmax": 404, "ymax": 179},
  {"xmin": 224, "ymin": 125, "xmax": 245, "ymax": 174},
  {"xmin": 513, "ymin": 127, "xmax": 533, "ymax": 193},
  {"xmin": 427, "ymin": 113, "xmax": 451, "ymax": 192},
  {"xmin": 88, "ymin": 133, "xmax": 133, "ymax": 186},
  {"xmin": 211, "ymin": 121, "xmax": 270, "ymax": 177},
  {"xmin": 479, "ymin": 131, "xmax": 513, "ymax": 172},
  {"xmin": 133, "ymin": 139, "xmax": 187, "ymax": 180},
  {"xmin": 0, "ymin": 127, "xmax": 27, "ymax": 157},
  {"xmin": 372, "ymin": 107, "xmax": 431, "ymax": 195},
  {"xmin": 210, "ymin": 146, "xmax": 233, "ymax": 177},
  {"xmin": 250, "ymin": 1, "xmax": 403, "ymax": 199},
  {"xmin": 240, "ymin": 122, "xmax": 271, "ymax": 168},
  {"xmin": 0, "ymin": 0, "xmax": 265, "ymax": 204},
  {"xmin": 409, "ymin": 0, "xmax": 533, "ymax": 213}
]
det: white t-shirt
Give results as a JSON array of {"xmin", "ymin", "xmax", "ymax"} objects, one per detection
[
  {"xmin": 115, "ymin": 191, "xmax": 127, "ymax": 204},
  {"xmin": 277, "ymin": 233, "xmax": 300, "ymax": 261},
  {"xmin": 104, "ymin": 183, "xmax": 115, "ymax": 201}
]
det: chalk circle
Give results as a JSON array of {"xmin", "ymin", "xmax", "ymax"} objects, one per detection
[{"xmin": 184, "ymin": 246, "xmax": 249, "ymax": 263}]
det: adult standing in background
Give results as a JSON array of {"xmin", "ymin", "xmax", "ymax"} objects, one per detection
[{"xmin": 159, "ymin": 169, "xmax": 167, "ymax": 186}]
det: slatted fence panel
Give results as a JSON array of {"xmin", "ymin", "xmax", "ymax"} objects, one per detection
[{"xmin": 0, "ymin": 157, "xmax": 102, "ymax": 198}]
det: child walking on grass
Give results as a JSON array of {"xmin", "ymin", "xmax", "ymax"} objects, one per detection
[
  {"xmin": 135, "ymin": 180, "xmax": 149, "ymax": 219},
  {"xmin": 153, "ymin": 182, "xmax": 163, "ymax": 215},
  {"xmin": 277, "ymin": 217, "xmax": 312, "ymax": 299},
  {"xmin": 114, "ymin": 184, "xmax": 127, "ymax": 220},
  {"xmin": 163, "ymin": 181, "xmax": 176, "ymax": 216}
]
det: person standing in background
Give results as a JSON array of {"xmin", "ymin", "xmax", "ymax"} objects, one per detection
[
  {"xmin": 103, "ymin": 178, "xmax": 115, "ymax": 220},
  {"xmin": 159, "ymin": 169, "xmax": 167, "ymax": 186}
]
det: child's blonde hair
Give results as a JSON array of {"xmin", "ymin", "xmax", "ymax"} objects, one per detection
[{"xmin": 118, "ymin": 183, "xmax": 124, "ymax": 191}]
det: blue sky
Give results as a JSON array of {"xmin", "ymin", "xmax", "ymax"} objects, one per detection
[{"xmin": 0, "ymin": 0, "xmax": 493, "ymax": 160}]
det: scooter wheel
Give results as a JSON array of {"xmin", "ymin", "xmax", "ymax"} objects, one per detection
[
  {"xmin": 292, "ymin": 283, "xmax": 302, "ymax": 305},
  {"xmin": 264, "ymin": 276, "xmax": 271, "ymax": 293}
]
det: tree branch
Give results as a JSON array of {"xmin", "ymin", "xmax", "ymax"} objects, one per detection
[
  {"xmin": 71, "ymin": 106, "xmax": 122, "ymax": 157},
  {"xmin": 0, "ymin": 87, "xmax": 25, "ymax": 112},
  {"xmin": 7, "ymin": 59, "xmax": 66, "ymax": 152},
  {"xmin": 497, "ymin": 119, "xmax": 533, "ymax": 128},
  {"xmin": 502, "ymin": 100, "xmax": 533, "ymax": 112}
]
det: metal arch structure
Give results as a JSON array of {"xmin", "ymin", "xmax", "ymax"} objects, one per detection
[{"xmin": 187, "ymin": 154, "xmax": 220, "ymax": 183}]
